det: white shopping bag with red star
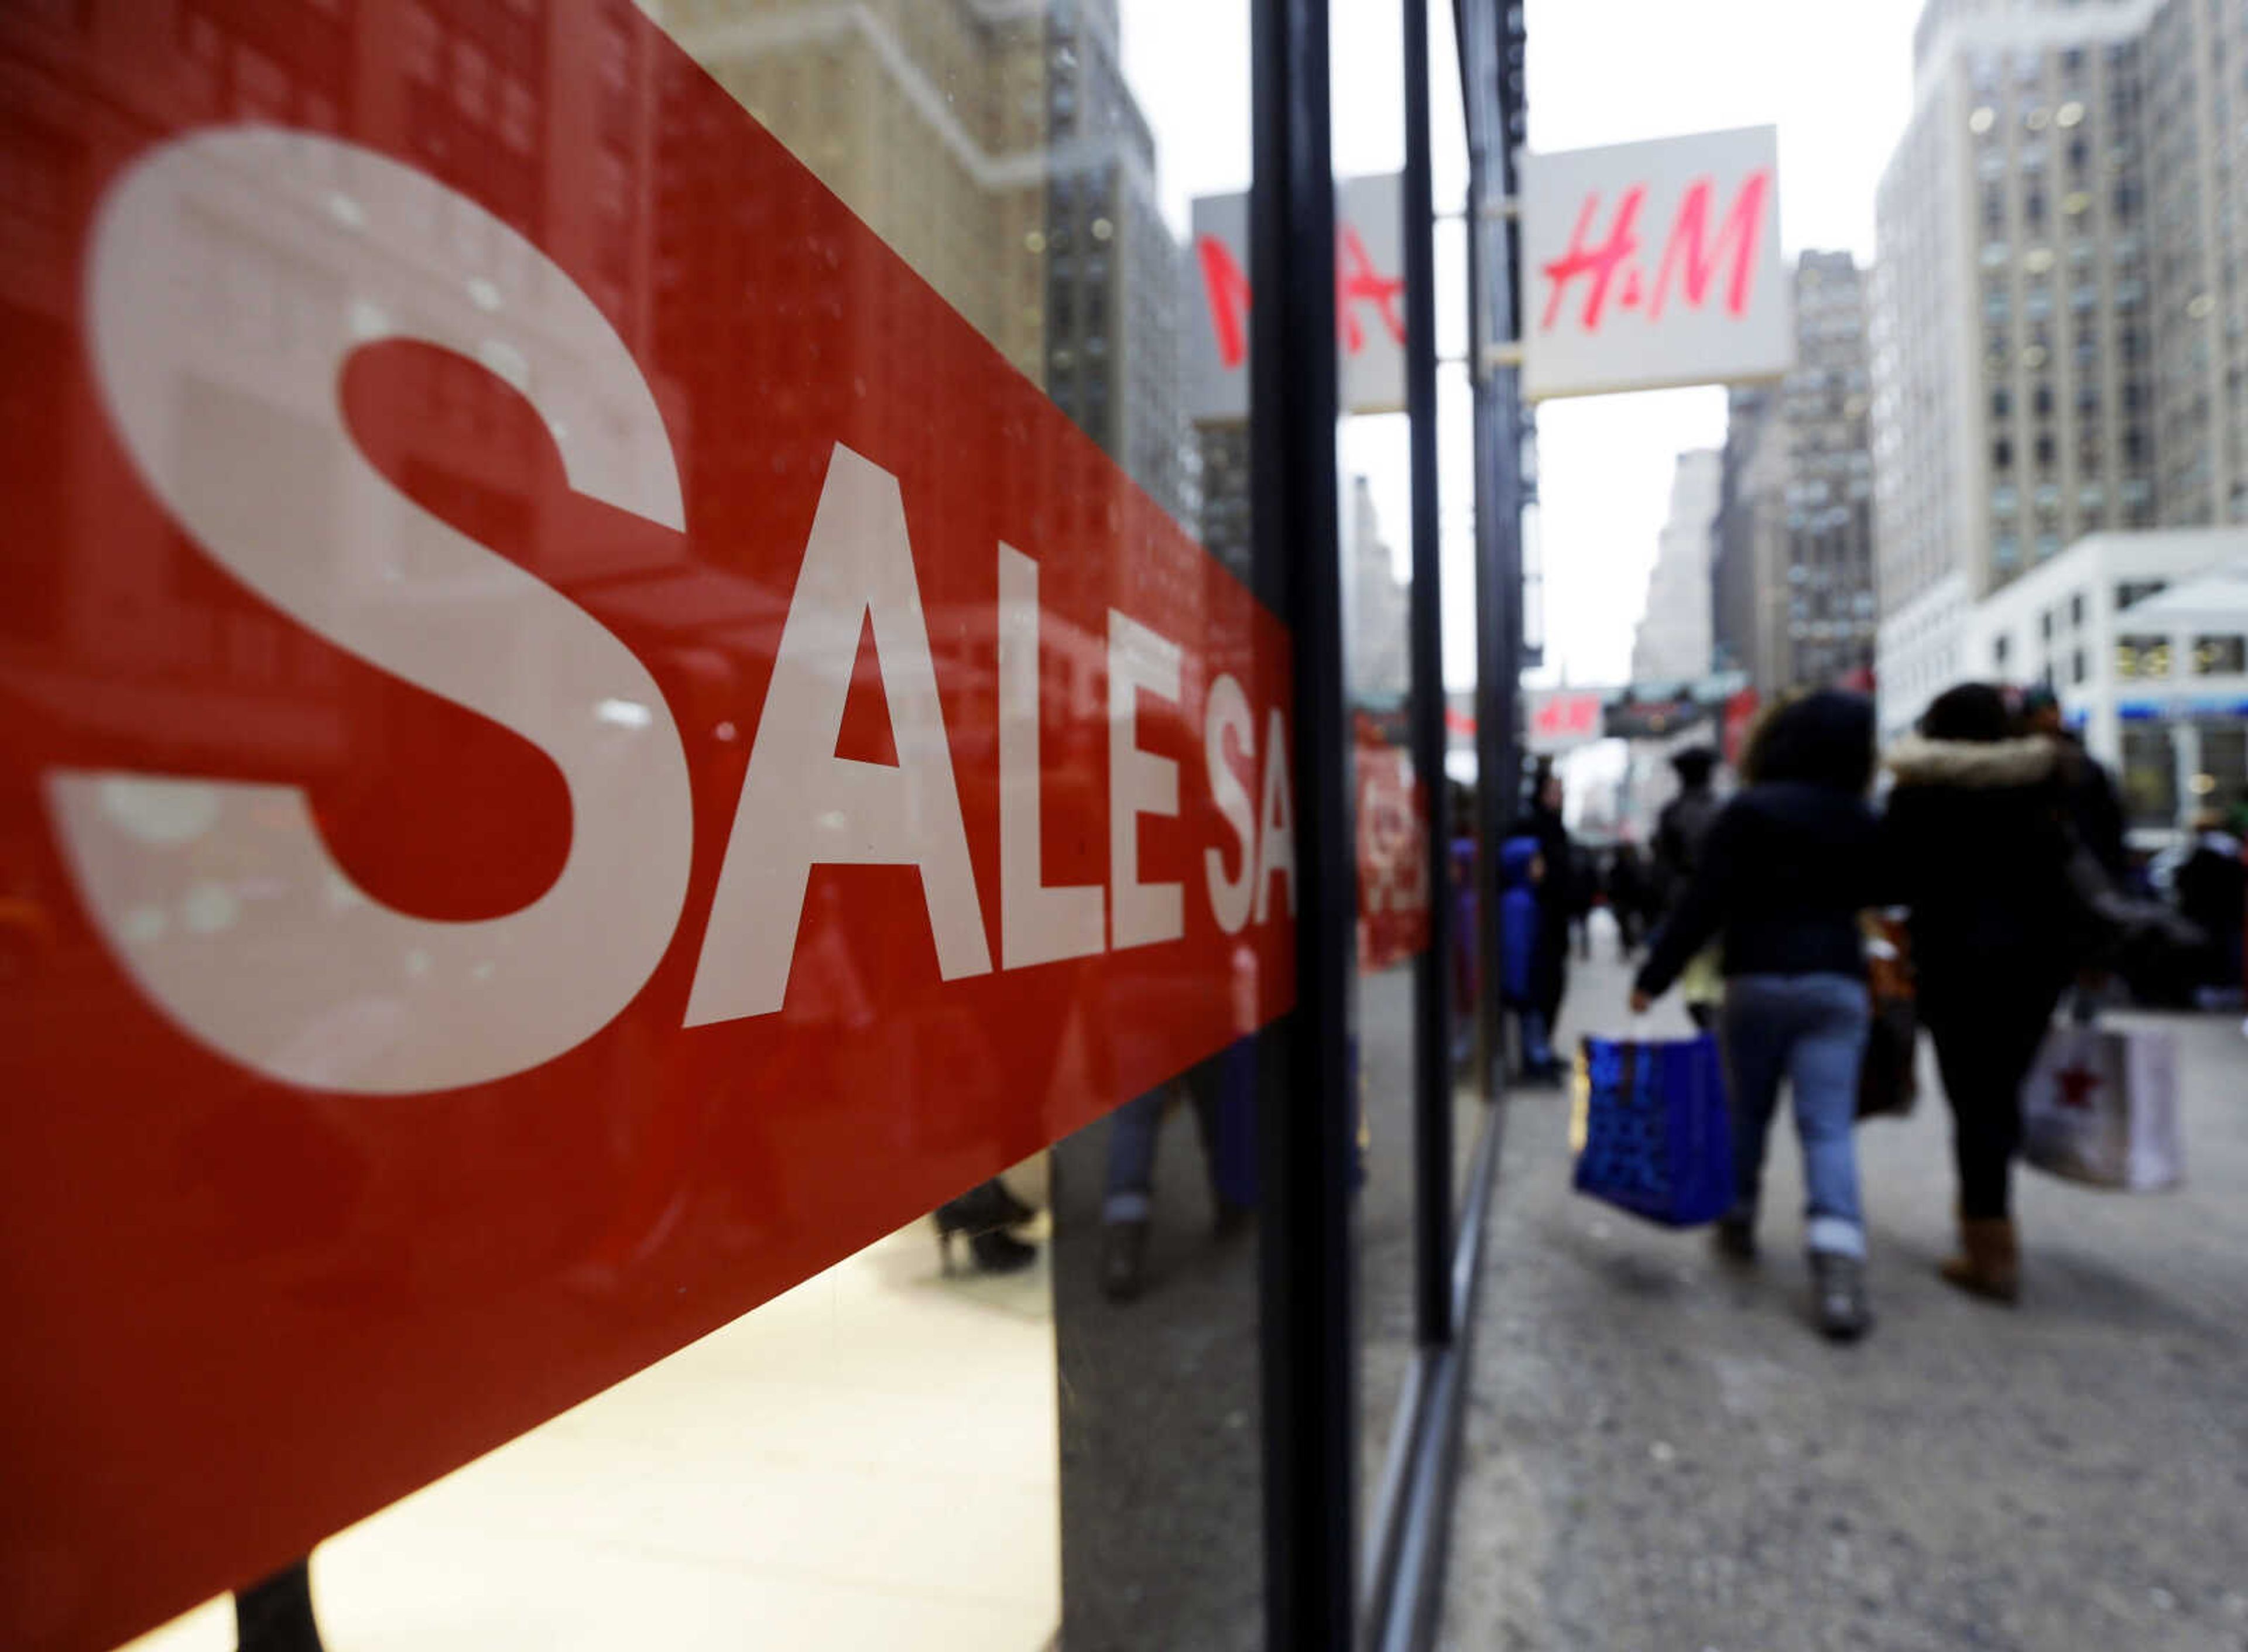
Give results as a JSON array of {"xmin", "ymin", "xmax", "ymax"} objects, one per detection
[{"xmin": 2022, "ymin": 1025, "xmax": 2182, "ymax": 1190}]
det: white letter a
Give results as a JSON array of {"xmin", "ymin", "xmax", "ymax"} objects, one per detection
[{"xmin": 685, "ymin": 445, "xmax": 992, "ymax": 1026}]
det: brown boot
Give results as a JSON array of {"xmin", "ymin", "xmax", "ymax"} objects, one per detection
[{"xmin": 1939, "ymin": 1216, "xmax": 2020, "ymax": 1304}]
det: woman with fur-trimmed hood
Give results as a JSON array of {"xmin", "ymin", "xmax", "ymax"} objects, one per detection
[{"xmin": 1882, "ymin": 683, "xmax": 2089, "ymax": 1304}]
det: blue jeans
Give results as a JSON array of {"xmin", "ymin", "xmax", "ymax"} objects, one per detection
[{"xmin": 1719, "ymin": 974, "xmax": 1872, "ymax": 1259}]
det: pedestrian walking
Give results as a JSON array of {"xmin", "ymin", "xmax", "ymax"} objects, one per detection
[
  {"xmin": 1526, "ymin": 763, "xmax": 1577, "ymax": 1051},
  {"xmin": 1882, "ymin": 683, "xmax": 2090, "ymax": 1304},
  {"xmin": 1652, "ymin": 746, "xmax": 1725, "ymax": 1031},
  {"xmin": 1607, "ymin": 842, "xmax": 1652, "ymax": 958},
  {"xmin": 1630, "ymin": 692, "xmax": 1884, "ymax": 1342},
  {"xmin": 2175, "ymin": 810, "xmax": 2246, "ymax": 1007},
  {"xmin": 1498, "ymin": 837, "xmax": 1561, "ymax": 1080}
]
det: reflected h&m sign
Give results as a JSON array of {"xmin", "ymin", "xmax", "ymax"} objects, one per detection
[
  {"xmin": 1525, "ymin": 689, "xmax": 1607, "ymax": 755},
  {"xmin": 1185, "ymin": 174, "xmax": 1407, "ymax": 420},
  {"xmin": 1520, "ymin": 126, "xmax": 1792, "ymax": 401},
  {"xmin": 0, "ymin": 13, "xmax": 1294, "ymax": 1648}
]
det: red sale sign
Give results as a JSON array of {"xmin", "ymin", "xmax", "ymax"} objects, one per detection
[
  {"xmin": 1519, "ymin": 126, "xmax": 1792, "ymax": 401},
  {"xmin": 0, "ymin": 9, "xmax": 1291, "ymax": 1648}
]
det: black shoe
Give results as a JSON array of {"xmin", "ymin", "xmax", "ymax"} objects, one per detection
[
  {"xmin": 964, "ymin": 1228, "xmax": 1037, "ymax": 1274},
  {"xmin": 937, "ymin": 1178, "xmax": 1034, "ymax": 1237},
  {"xmin": 1810, "ymin": 1250, "xmax": 1872, "ymax": 1343},
  {"xmin": 1100, "ymin": 1219, "xmax": 1150, "ymax": 1301},
  {"xmin": 1712, "ymin": 1215, "xmax": 1758, "ymax": 1264},
  {"xmin": 935, "ymin": 1179, "xmax": 1036, "ymax": 1276}
]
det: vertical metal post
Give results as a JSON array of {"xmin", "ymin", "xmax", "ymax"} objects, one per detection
[
  {"xmin": 1402, "ymin": 0, "xmax": 1454, "ymax": 1352},
  {"xmin": 1250, "ymin": 0, "xmax": 1354, "ymax": 1646},
  {"xmin": 1462, "ymin": 0, "xmax": 1526, "ymax": 1104}
]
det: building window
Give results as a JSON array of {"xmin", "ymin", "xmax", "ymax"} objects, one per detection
[
  {"xmin": 2072, "ymin": 647, "xmax": 2088, "ymax": 684},
  {"xmin": 2116, "ymin": 633, "xmax": 2172, "ymax": 678},
  {"xmin": 2071, "ymin": 592, "xmax": 2086, "ymax": 628},
  {"xmin": 1995, "ymin": 635, "xmax": 2012, "ymax": 670},
  {"xmin": 2117, "ymin": 578, "xmax": 2168, "ymax": 609},
  {"xmin": 2194, "ymin": 634, "xmax": 2247, "ymax": 674}
]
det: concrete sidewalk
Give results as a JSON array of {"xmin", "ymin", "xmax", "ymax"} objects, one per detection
[{"xmin": 1440, "ymin": 931, "xmax": 2248, "ymax": 1652}]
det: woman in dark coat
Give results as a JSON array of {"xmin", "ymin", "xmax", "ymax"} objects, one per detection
[
  {"xmin": 1881, "ymin": 683, "xmax": 2089, "ymax": 1303},
  {"xmin": 1631, "ymin": 692, "xmax": 1886, "ymax": 1341}
]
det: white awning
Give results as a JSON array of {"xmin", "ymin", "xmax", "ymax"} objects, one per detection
[{"xmin": 2122, "ymin": 558, "xmax": 2248, "ymax": 630}]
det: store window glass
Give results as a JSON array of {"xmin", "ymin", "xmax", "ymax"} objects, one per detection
[
  {"xmin": 0, "ymin": 4, "xmax": 1370, "ymax": 1650},
  {"xmin": 2195, "ymin": 721, "xmax": 2248, "ymax": 817},
  {"xmin": 2121, "ymin": 724, "xmax": 2181, "ymax": 826}
]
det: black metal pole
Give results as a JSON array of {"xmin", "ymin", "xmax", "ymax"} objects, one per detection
[
  {"xmin": 1402, "ymin": 0, "xmax": 1454, "ymax": 1352},
  {"xmin": 1250, "ymin": 0, "xmax": 1355, "ymax": 1645},
  {"xmin": 1462, "ymin": 0, "xmax": 1526, "ymax": 1104}
]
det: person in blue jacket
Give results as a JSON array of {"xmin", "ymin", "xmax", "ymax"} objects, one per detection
[{"xmin": 1499, "ymin": 835, "xmax": 1560, "ymax": 1080}]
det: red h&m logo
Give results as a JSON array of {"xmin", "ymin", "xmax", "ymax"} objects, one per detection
[{"xmin": 1539, "ymin": 169, "xmax": 1771, "ymax": 335}]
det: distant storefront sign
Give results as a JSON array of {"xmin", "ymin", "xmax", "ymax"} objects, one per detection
[
  {"xmin": 1519, "ymin": 126, "xmax": 1792, "ymax": 401},
  {"xmin": 1186, "ymin": 173, "xmax": 1407, "ymax": 421},
  {"xmin": 1525, "ymin": 688, "xmax": 1606, "ymax": 754},
  {"xmin": 1602, "ymin": 673, "xmax": 1749, "ymax": 741}
]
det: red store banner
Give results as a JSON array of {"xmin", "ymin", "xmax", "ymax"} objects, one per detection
[
  {"xmin": 1353, "ymin": 710, "xmax": 1429, "ymax": 973},
  {"xmin": 0, "ymin": 7, "xmax": 1294, "ymax": 1647}
]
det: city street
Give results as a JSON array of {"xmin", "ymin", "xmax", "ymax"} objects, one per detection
[{"xmin": 1440, "ymin": 923, "xmax": 2248, "ymax": 1652}]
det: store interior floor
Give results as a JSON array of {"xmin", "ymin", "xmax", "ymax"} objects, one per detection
[{"xmin": 125, "ymin": 1192, "xmax": 1061, "ymax": 1652}]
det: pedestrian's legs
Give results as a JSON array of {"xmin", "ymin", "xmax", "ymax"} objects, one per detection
[
  {"xmin": 1925, "ymin": 990, "xmax": 2055, "ymax": 1220},
  {"xmin": 1101, "ymin": 1085, "xmax": 1168, "ymax": 1226},
  {"xmin": 235, "ymin": 1558, "xmax": 324, "ymax": 1652},
  {"xmin": 1784, "ymin": 976, "xmax": 1873, "ymax": 1259},
  {"xmin": 1717, "ymin": 978, "xmax": 1790, "ymax": 1230},
  {"xmin": 1516, "ymin": 1007, "xmax": 1554, "ymax": 1072}
]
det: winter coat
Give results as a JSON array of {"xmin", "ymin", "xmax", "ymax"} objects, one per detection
[
  {"xmin": 1497, "ymin": 836, "xmax": 1542, "ymax": 1007},
  {"xmin": 2176, "ymin": 830, "xmax": 2246, "ymax": 957},
  {"xmin": 1652, "ymin": 783, "xmax": 1721, "ymax": 913},
  {"xmin": 1523, "ymin": 804, "xmax": 1574, "ymax": 1016},
  {"xmin": 2055, "ymin": 734, "xmax": 2130, "ymax": 885},
  {"xmin": 1634, "ymin": 782, "xmax": 1884, "ymax": 1000},
  {"xmin": 1879, "ymin": 734, "xmax": 2086, "ymax": 1012}
]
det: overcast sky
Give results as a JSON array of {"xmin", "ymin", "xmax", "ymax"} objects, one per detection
[{"xmin": 1125, "ymin": 0, "xmax": 1926, "ymax": 687}]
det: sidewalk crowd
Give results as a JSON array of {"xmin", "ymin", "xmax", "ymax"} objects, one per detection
[{"xmin": 1485, "ymin": 681, "xmax": 2246, "ymax": 1343}]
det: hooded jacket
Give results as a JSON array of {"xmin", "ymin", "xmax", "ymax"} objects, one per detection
[
  {"xmin": 1636, "ymin": 691, "xmax": 1885, "ymax": 999},
  {"xmin": 1497, "ymin": 836, "xmax": 1542, "ymax": 1007},
  {"xmin": 1880, "ymin": 734, "xmax": 2084, "ymax": 1003}
]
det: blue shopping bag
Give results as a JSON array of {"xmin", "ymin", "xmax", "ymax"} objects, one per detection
[{"xmin": 1571, "ymin": 1033, "xmax": 1735, "ymax": 1228}]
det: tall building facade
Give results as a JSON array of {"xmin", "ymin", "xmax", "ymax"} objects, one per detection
[
  {"xmin": 1870, "ymin": 0, "xmax": 2248, "ymax": 734},
  {"xmin": 2143, "ymin": 0, "xmax": 2248, "ymax": 527},
  {"xmin": 1344, "ymin": 475, "xmax": 1409, "ymax": 701},
  {"xmin": 1630, "ymin": 450, "xmax": 1721, "ymax": 684},
  {"xmin": 1714, "ymin": 253, "xmax": 1879, "ymax": 696},
  {"xmin": 657, "ymin": 0, "xmax": 1191, "ymax": 526}
]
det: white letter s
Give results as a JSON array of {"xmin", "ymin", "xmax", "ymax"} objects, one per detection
[{"xmin": 58, "ymin": 128, "xmax": 694, "ymax": 1094}]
